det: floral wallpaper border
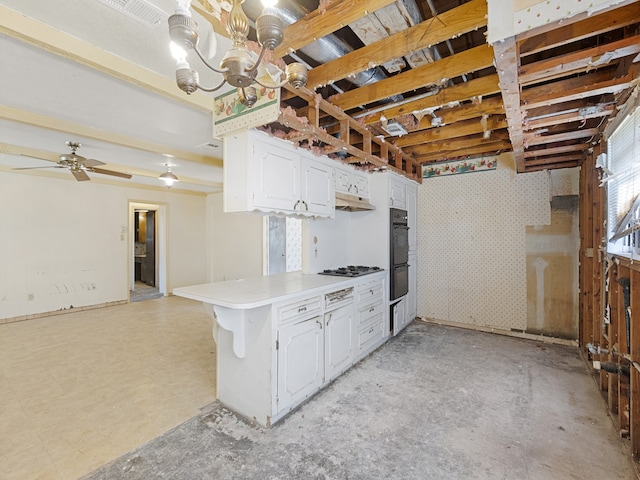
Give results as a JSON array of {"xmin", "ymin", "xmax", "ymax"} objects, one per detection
[
  {"xmin": 213, "ymin": 87, "xmax": 280, "ymax": 138},
  {"xmin": 422, "ymin": 157, "xmax": 498, "ymax": 179}
]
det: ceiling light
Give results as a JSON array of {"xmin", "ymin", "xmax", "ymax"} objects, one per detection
[
  {"xmin": 168, "ymin": 0, "xmax": 307, "ymax": 107},
  {"xmin": 159, "ymin": 164, "xmax": 179, "ymax": 188}
]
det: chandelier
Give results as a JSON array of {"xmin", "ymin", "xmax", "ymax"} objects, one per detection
[{"xmin": 168, "ymin": 0, "xmax": 307, "ymax": 107}]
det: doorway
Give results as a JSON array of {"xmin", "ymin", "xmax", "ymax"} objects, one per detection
[{"xmin": 129, "ymin": 202, "xmax": 166, "ymax": 302}]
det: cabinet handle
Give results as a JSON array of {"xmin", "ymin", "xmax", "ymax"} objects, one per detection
[
  {"xmin": 298, "ymin": 306, "xmax": 307, "ymax": 313},
  {"xmin": 369, "ymin": 327, "xmax": 374, "ymax": 334},
  {"xmin": 370, "ymin": 289, "xmax": 374, "ymax": 295},
  {"xmin": 302, "ymin": 200, "xmax": 309, "ymax": 211},
  {"xmin": 354, "ymin": 185, "xmax": 359, "ymax": 194},
  {"xmin": 294, "ymin": 200, "xmax": 301, "ymax": 210},
  {"xmin": 369, "ymin": 307, "xmax": 375, "ymax": 313},
  {"xmin": 316, "ymin": 318, "xmax": 323, "ymax": 330}
]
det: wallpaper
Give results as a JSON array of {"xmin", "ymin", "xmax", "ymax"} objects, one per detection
[{"xmin": 415, "ymin": 156, "xmax": 551, "ymax": 331}]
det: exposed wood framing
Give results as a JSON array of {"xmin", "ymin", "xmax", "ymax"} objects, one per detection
[
  {"xmin": 493, "ymin": 37, "xmax": 524, "ymax": 172},
  {"xmin": 279, "ymin": 84, "xmax": 421, "ymax": 180},
  {"xmin": 273, "ymin": 0, "xmax": 397, "ymax": 59},
  {"xmin": 304, "ymin": 0, "xmax": 488, "ymax": 89}
]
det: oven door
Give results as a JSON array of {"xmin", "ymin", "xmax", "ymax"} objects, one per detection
[
  {"xmin": 392, "ymin": 225, "xmax": 409, "ymax": 265},
  {"xmin": 390, "ymin": 264, "xmax": 409, "ymax": 301}
]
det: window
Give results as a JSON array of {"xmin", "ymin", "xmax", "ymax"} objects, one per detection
[{"xmin": 607, "ymin": 105, "xmax": 640, "ymax": 256}]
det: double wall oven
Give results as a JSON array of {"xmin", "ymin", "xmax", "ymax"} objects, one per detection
[{"xmin": 390, "ymin": 208, "xmax": 409, "ymax": 301}]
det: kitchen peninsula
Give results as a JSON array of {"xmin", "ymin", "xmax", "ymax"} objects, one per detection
[{"xmin": 174, "ymin": 270, "xmax": 388, "ymax": 427}]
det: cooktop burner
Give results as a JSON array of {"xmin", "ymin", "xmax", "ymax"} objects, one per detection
[{"xmin": 318, "ymin": 265, "xmax": 382, "ymax": 277}]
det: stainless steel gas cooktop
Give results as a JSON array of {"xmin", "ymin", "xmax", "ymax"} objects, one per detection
[{"xmin": 318, "ymin": 265, "xmax": 382, "ymax": 277}]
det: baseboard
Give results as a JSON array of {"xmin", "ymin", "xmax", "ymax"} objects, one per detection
[
  {"xmin": 1, "ymin": 299, "xmax": 128, "ymax": 325},
  {"xmin": 417, "ymin": 317, "xmax": 578, "ymax": 347}
]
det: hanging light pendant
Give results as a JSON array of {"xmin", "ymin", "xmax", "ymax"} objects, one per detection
[
  {"xmin": 159, "ymin": 164, "xmax": 179, "ymax": 188},
  {"xmin": 167, "ymin": 0, "xmax": 307, "ymax": 107}
]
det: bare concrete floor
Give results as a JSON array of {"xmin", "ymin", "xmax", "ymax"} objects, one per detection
[{"xmin": 82, "ymin": 321, "xmax": 636, "ymax": 480}]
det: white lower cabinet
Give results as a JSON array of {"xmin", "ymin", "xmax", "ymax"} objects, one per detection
[
  {"xmin": 277, "ymin": 316, "xmax": 324, "ymax": 410},
  {"xmin": 392, "ymin": 297, "xmax": 407, "ymax": 336},
  {"xmin": 355, "ymin": 278, "xmax": 387, "ymax": 360},
  {"xmin": 324, "ymin": 305, "xmax": 354, "ymax": 381},
  {"xmin": 212, "ymin": 272, "xmax": 387, "ymax": 427}
]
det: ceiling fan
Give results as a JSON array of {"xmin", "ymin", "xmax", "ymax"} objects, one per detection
[{"xmin": 14, "ymin": 141, "xmax": 132, "ymax": 182}]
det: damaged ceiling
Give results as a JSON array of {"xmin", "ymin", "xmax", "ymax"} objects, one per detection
[
  {"xmin": 257, "ymin": 0, "xmax": 640, "ymax": 177},
  {"xmin": 0, "ymin": 0, "xmax": 639, "ymax": 187}
]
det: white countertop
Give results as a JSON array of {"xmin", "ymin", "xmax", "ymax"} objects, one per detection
[{"xmin": 173, "ymin": 271, "xmax": 385, "ymax": 309}]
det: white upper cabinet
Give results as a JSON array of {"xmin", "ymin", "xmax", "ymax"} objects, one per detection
[
  {"xmin": 389, "ymin": 177, "xmax": 407, "ymax": 209},
  {"xmin": 334, "ymin": 165, "xmax": 370, "ymax": 198},
  {"xmin": 224, "ymin": 130, "xmax": 334, "ymax": 218},
  {"xmin": 253, "ymin": 139, "xmax": 301, "ymax": 212}
]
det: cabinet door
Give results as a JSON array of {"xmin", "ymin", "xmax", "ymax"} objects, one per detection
[
  {"xmin": 253, "ymin": 140, "xmax": 300, "ymax": 212},
  {"xmin": 351, "ymin": 172, "xmax": 370, "ymax": 198},
  {"xmin": 325, "ymin": 305, "xmax": 354, "ymax": 381},
  {"xmin": 334, "ymin": 167, "xmax": 352, "ymax": 195},
  {"xmin": 389, "ymin": 179, "xmax": 406, "ymax": 208},
  {"xmin": 301, "ymin": 158, "xmax": 334, "ymax": 216},
  {"xmin": 392, "ymin": 298, "xmax": 407, "ymax": 336},
  {"xmin": 277, "ymin": 317, "xmax": 324, "ymax": 410}
]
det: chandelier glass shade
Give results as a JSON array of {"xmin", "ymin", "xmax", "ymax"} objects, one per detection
[{"xmin": 168, "ymin": 0, "xmax": 307, "ymax": 107}]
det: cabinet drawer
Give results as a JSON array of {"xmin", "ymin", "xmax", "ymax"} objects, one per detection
[
  {"xmin": 356, "ymin": 301, "xmax": 384, "ymax": 328},
  {"xmin": 276, "ymin": 296, "xmax": 323, "ymax": 325},
  {"xmin": 356, "ymin": 280, "xmax": 384, "ymax": 305},
  {"xmin": 357, "ymin": 318, "xmax": 385, "ymax": 352}
]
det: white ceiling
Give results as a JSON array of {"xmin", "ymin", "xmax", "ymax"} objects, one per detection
[{"xmin": 0, "ymin": 0, "xmax": 248, "ymax": 193}]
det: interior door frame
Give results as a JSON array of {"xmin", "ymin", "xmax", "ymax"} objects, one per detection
[{"xmin": 128, "ymin": 201, "xmax": 167, "ymax": 298}]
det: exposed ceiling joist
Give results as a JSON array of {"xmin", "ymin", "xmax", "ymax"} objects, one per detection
[
  {"xmin": 273, "ymin": 0, "xmax": 397, "ymax": 59},
  {"xmin": 330, "ymin": 44, "xmax": 495, "ymax": 111},
  {"xmin": 305, "ymin": 0, "xmax": 488, "ymax": 89}
]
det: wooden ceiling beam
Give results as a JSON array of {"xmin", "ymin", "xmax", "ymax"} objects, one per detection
[
  {"xmin": 521, "ymin": 66, "xmax": 640, "ymax": 110},
  {"xmin": 524, "ymin": 128, "xmax": 600, "ymax": 147},
  {"xmin": 408, "ymin": 130, "xmax": 510, "ymax": 156},
  {"xmin": 362, "ymin": 74, "xmax": 501, "ymax": 124},
  {"xmin": 273, "ymin": 0, "xmax": 397, "ymax": 59},
  {"xmin": 415, "ymin": 140, "xmax": 512, "ymax": 163},
  {"xmin": 525, "ymin": 104, "xmax": 615, "ymax": 130},
  {"xmin": 416, "ymin": 96, "xmax": 505, "ymax": 130},
  {"xmin": 519, "ymin": 1, "xmax": 640, "ymax": 57},
  {"xmin": 524, "ymin": 143, "xmax": 588, "ymax": 158},
  {"xmin": 525, "ymin": 153, "xmax": 583, "ymax": 167},
  {"xmin": 524, "ymin": 161, "xmax": 580, "ymax": 172},
  {"xmin": 305, "ymin": 0, "xmax": 488, "ymax": 89},
  {"xmin": 519, "ymin": 34, "xmax": 640, "ymax": 86},
  {"xmin": 494, "ymin": 36, "xmax": 525, "ymax": 172},
  {"xmin": 525, "ymin": 98, "xmax": 614, "ymax": 122},
  {"xmin": 330, "ymin": 45, "xmax": 495, "ymax": 111},
  {"xmin": 395, "ymin": 115, "xmax": 507, "ymax": 148}
]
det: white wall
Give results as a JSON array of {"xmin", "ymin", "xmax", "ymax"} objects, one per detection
[
  {"xmin": 416, "ymin": 154, "xmax": 552, "ymax": 330},
  {"xmin": 207, "ymin": 192, "xmax": 263, "ymax": 281},
  {"xmin": 0, "ymin": 172, "xmax": 207, "ymax": 320}
]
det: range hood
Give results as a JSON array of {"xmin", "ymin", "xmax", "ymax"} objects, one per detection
[{"xmin": 335, "ymin": 192, "xmax": 376, "ymax": 211}]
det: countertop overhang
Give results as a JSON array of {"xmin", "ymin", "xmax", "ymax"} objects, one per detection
[{"xmin": 173, "ymin": 271, "xmax": 383, "ymax": 309}]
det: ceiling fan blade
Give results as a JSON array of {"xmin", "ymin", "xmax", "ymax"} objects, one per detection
[
  {"xmin": 13, "ymin": 165, "xmax": 65, "ymax": 170},
  {"xmin": 80, "ymin": 158, "xmax": 105, "ymax": 167},
  {"xmin": 71, "ymin": 169, "xmax": 91, "ymax": 181},
  {"xmin": 89, "ymin": 167, "xmax": 132, "ymax": 179},
  {"xmin": 19, "ymin": 153, "xmax": 53, "ymax": 161}
]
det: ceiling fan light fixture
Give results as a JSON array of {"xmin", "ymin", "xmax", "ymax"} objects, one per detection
[
  {"xmin": 159, "ymin": 164, "xmax": 179, "ymax": 188},
  {"xmin": 167, "ymin": 0, "xmax": 307, "ymax": 105}
]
